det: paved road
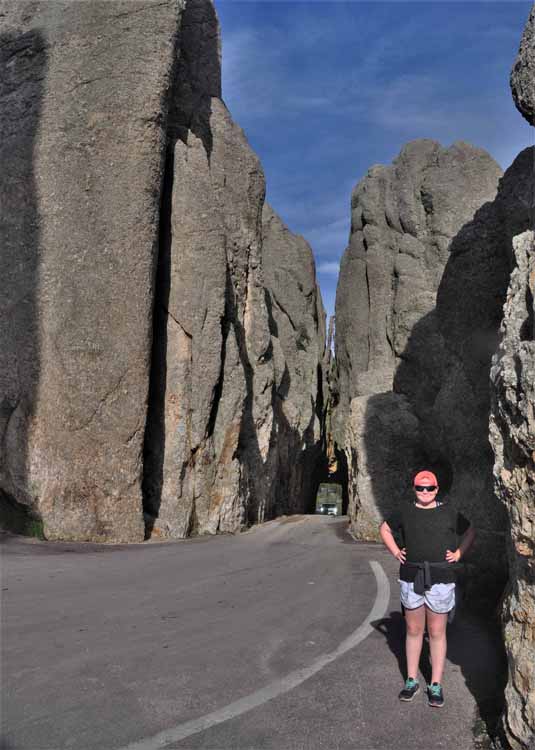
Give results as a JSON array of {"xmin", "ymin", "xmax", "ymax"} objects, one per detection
[{"xmin": 2, "ymin": 516, "xmax": 503, "ymax": 750}]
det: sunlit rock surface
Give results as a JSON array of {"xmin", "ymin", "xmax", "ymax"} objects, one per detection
[
  {"xmin": 488, "ymin": 10, "xmax": 535, "ymax": 744},
  {"xmin": 0, "ymin": 0, "xmax": 325, "ymax": 542},
  {"xmin": 490, "ymin": 231, "xmax": 535, "ymax": 750},
  {"xmin": 0, "ymin": 0, "xmax": 183, "ymax": 542},
  {"xmin": 511, "ymin": 4, "xmax": 535, "ymax": 125}
]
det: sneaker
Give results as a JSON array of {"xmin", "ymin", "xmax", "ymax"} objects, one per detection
[
  {"xmin": 398, "ymin": 677, "xmax": 420, "ymax": 701},
  {"xmin": 427, "ymin": 682, "xmax": 444, "ymax": 707}
]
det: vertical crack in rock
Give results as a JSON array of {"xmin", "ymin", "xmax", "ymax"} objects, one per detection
[
  {"xmin": 0, "ymin": 22, "xmax": 46, "ymax": 538},
  {"xmin": 364, "ymin": 262, "xmax": 372, "ymax": 368},
  {"xmin": 205, "ymin": 310, "xmax": 231, "ymax": 441},
  {"xmin": 142, "ymin": 142, "xmax": 176, "ymax": 531}
]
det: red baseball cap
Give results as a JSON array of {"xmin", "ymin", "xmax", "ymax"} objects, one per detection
[{"xmin": 413, "ymin": 470, "xmax": 438, "ymax": 486}]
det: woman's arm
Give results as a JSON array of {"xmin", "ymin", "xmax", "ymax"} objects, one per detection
[
  {"xmin": 379, "ymin": 521, "xmax": 406, "ymax": 562},
  {"xmin": 446, "ymin": 525, "xmax": 476, "ymax": 563}
]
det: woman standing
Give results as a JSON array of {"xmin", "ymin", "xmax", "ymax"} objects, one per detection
[{"xmin": 379, "ymin": 470, "xmax": 476, "ymax": 707}]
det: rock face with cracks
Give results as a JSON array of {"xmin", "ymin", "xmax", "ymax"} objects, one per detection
[
  {"xmin": 334, "ymin": 139, "xmax": 533, "ymax": 606},
  {"xmin": 334, "ymin": 140, "xmax": 502, "ymax": 533},
  {"xmin": 261, "ymin": 204, "xmax": 326, "ymax": 519},
  {"xmin": 490, "ymin": 231, "xmax": 535, "ymax": 750},
  {"xmin": 487, "ymin": 11, "xmax": 535, "ymax": 746},
  {"xmin": 0, "ymin": 0, "xmax": 183, "ymax": 542},
  {"xmin": 511, "ymin": 4, "xmax": 535, "ymax": 126},
  {"xmin": 0, "ymin": 0, "xmax": 326, "ymax": 542},
  {"xmin": 142, "ymin": 0, "xmax": 326, "ymax": 539}
]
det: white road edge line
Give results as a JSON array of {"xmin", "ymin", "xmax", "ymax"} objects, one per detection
[{"xmin": 119, "ymin": 560, "xmax": 390, "ymax": 750}]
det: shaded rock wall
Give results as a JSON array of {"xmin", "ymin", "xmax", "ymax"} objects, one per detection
[
  {"xmin": 0, "ymin": 0, "xmax": 326, "ymax": 542},
  {"xmin": 334, "ymin": 140, "xmax": 502, "ymax": 530},
  {"xmin": 334, "ymin": 139, "xmax": 533, "ymax": 603},
  {"xmin": 261, "ymin": 204, "xmax": 326, "ymax": 517}
]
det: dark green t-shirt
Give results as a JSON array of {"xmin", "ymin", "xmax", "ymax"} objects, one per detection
[{"xmin": 386, "ymin": 500, "xmax": 471, "ymax": 584}]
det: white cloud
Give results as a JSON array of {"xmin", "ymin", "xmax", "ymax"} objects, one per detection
[{"xmin": 317, "ymin": 261, "xmax": 341, "ymax": 275}]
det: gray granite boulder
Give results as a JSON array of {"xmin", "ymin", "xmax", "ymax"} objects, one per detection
[
  {"xmin": 142, "ymin": 0, "xmax": 326, "ymax": 539},
  {"xmin": 1, "ymin": 0, "xmax": 326, "ymax": 541},
  {"xmin": 0, "ymin": 0, "xmax": 184, "ymax": 542},
  {"xmin": 511, "ymin": 4, "xmax": 535, "ymax": 125},
  {"xmin": 334, "ymin": 140, "xmax": 503, "ymax": 536},
  {"xmin": 142, "ymin": 0, "xmax": 269, "ymax": 537},
  {"xmin": 334, "ymin": 138, "xmax": 533, "ymax": 608}
]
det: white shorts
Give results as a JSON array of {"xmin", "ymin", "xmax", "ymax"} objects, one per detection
[{"xmin": 399, "ymin": 580, "xmax": 455, "ymax": 614}]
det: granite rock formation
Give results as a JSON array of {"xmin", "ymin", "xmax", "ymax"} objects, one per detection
[
  {"xmin": 511, "ymin": 4, "xmax": 535, "ymax": 126},
  {"xmin": 334, "ymin": 140, "xmax": 502, "ymax": 531},
  {"xmin": 0, "ymin": 0, "xmax": 325, "ymax": 542},
  {"xmin": 334, "ymin": 139, "xmax": 533, "ymax": 604},
  {"xmin": 490, "ymin": 231, "xmax": 535, "ymax": 750},
  {"xmin": 261, "ymin": 204, "xmax": 326, "ymax": 517},
  {"xmin": 0, "ymin": 0, "xmax": 183, "ymax": 542},
  {"xmin": 487, "ymin": 9, "xmax": 535, "ymax": 746}
]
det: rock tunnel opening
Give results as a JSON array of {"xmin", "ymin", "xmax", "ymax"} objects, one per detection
[{"xmin": 307, "ymin": 443, "xmax": 349, "ymax": 518}]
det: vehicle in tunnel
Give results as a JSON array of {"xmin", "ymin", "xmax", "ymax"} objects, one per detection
[
  {"xmin": 318, "ymin": 502, "xmax": 338, "ymax": 516},
  {"xmin": 315, "ymin": 483, "xmax": 343, "ymax": 516}
]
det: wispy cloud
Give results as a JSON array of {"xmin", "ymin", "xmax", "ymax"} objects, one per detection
[
  {"xmin": 317, "ymin": 261, "xmax": 341, "ymax": 275},
  {"xmin": 216, "ymin": 0, "xmax": 533, "ymax": 318}
]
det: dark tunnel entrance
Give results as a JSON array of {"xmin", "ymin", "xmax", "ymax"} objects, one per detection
[{"xmin": 306, "ymin": 443, "xmax": 349, "ymax": 518}]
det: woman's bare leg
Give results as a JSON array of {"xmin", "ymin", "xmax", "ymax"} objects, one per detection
[
  {"xmin": 426, "ymin": 608, "xmax": 448, "ymax": 683},
  {"xmin": 404, "ymin": 605, "xmax": 426, "ymax": 679}
]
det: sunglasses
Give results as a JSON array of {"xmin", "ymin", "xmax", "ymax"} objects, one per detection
[{"xmin": 414, "ymin": 485, "xmax": 437, "ymax": 492}]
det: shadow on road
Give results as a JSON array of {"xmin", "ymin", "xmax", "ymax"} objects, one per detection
[
  {"xmin": 372, "ymin": 608, "xmax": 507, "ymax": 741},
  {"xmin": 371, "ymin": 611, "xmax": 416, "ymax": 681},
  {"xmin": 0, "ymin": 735, "xmax": 18, "ymax": 750},
  {"xmin": 447, "ymin": 613, "xmax": 508, "ymax": 742}
]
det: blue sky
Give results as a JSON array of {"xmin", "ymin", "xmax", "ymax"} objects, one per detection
[{"xmin": 214, "ymin": 1, "xmax": 534, "ymax": 320}]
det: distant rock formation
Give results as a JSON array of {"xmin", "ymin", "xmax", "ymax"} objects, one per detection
[
  {"xmin": 261, "ymin": 204, "xmax": 326, "ymax": 517},
  {"xmin": 488, "ymin": 8, "xmax": 535, "ymax": 747},
  {"xmin": 334, "ymin": 138, "xmax": 532, "ymax": 604},
  {"xmin": 0, "ymin": 0, "xmax": 325, "ymax": 542}
]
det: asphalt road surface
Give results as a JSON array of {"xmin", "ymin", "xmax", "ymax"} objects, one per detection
[{"xmin": 2, "ymin": 515, "xmax": 504, "ymax": 750}]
